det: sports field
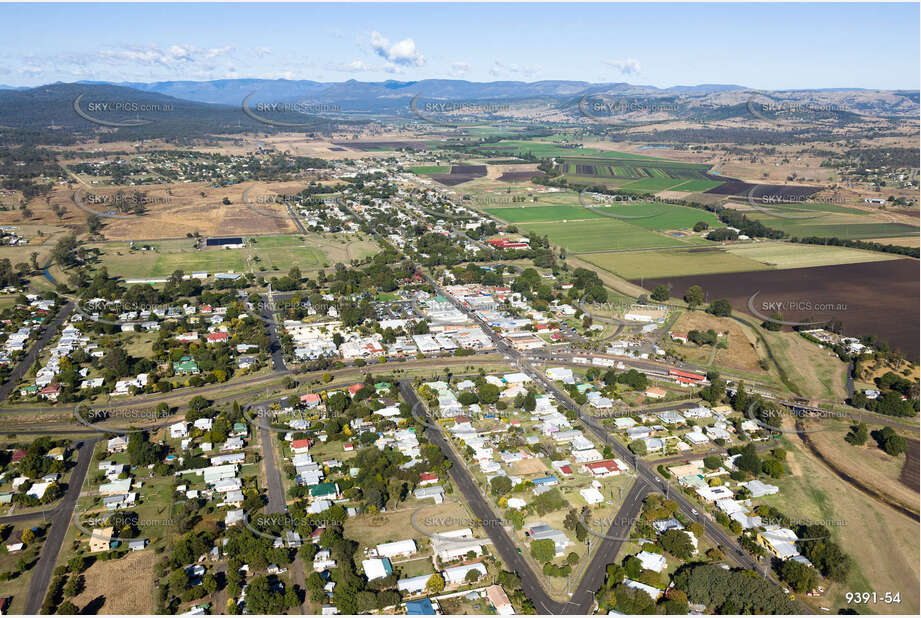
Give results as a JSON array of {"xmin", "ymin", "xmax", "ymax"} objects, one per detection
[
  {"xmin": 86, "ymin": 233, "xmax": 378, "ymax": 279},
  {"xmin": 409, "ymin": 165, "xmax": 451, "ymax": 175},
  {"xmin": 520, "ymin": 219, "xmax": 687, "ymax": 252}
]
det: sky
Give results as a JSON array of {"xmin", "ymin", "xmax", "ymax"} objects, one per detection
[{"xmin": 1, "ymin": 2, "xmax": 918, "ymax": 90}]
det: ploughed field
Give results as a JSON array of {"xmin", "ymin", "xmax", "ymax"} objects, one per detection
[{"xmin": 636, "ymin": 259, "xmax": 920, "ymax": 361}]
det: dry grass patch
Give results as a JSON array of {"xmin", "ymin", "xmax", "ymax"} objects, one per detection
[
  {"xmin": 513, "ymin": 458, "xmax": 548, "ymax": 476},
  {"xmin": 672, "ymin": 311, "xmax": 764, "ymax": 373},
  {"xmin": 762, "ymin": 331, "xmax": 850, "ymax": 401},
  {"xmin": 69, "ymin": 550, "xmax": 156, "ymax": 614}
]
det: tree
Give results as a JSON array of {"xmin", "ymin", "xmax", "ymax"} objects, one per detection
[
  {"xmin": 872, "ymin": 426, "xmax": 908, "ymax": 456},
  {"xmin": 778, "ymin": 559, "xmax": 819, "ymax": 593},
  {"xmin": 651, "ymin": 285, "xmax": 670, "ymax": 302},
  {"xmin": 425, "ymin": 573, "xmax": 445, "ymax": 593},
  {"xmin": 761, "ymin": 458, "xmax": 785, "ymax": 478},
  {"xmin": 684, "ymin": 285, "xmax": 704, "ymax": 309},
  {"xmin": 845, "ymin": 422, "xmax": 868, "ymax": 446},
  {"xmin": 692, "ymin": 221, "xmax": 709, "ymax": 232},
  {"xmin": 465, "ymin": 568, "xmax": 482, "ymax": 584},
  {"xmin": 707, "ymin": 299, "xmax": 732, "ymax": 317},
  {"xmin": 530, "ymin": 539, "xmax": 556, "ymax": 564},
  {"xmin": 736, "ymin": 443, "xmax": 761, "ymax": 475},
  {"xmin": 702, "ymin": 455, "xmax": 722, "ymax": 470},
  {"xmin": 660, "ymin": 529, "xmax": 694, "ymax": 560},
  {"xmin": 490, "ymin": 475, "xmax": 512, "ymax": 496},
  {"xmin": 628, "ymin": 439, "xmax": 647, "ymax": 456}
]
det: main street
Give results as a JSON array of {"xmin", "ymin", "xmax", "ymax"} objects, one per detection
[{"xmin": 415, "ymin": 268, "xmax": 774, "ymax": 608}]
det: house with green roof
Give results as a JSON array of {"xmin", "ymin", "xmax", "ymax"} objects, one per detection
[
  {"xmin": 173, "ymin": 356, "xmax": 200, "ymax": 375},
  {"xmin": 309, "ymin": 482, "xmax": 339, "ymax": 500}
]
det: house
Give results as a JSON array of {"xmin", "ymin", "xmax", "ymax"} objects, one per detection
[
  {"xmin": 584, "ymin": 459, "xmax": 627, "ymax": 477},
  {"xmin": 645, "ymin": 386, "xmax": 666, "ymax": 400},
  {"xmin": 309, "ymin": 482, "xmax": 339, "ymax": 500},
  {"xmin": 580, "ymin": 487, "xmax": 605, "ymax": 505},
  {"xmin": 4, "ymin": 529, "xmax": 24, "ymax": 552},
  {"xmin": 527, "ymin": 523, "xmax": 571, "ymax": 555},
  {"xmin": 206, "ymin": 332, "xmax": 229, "ymax": 344},
  {"xmin": 405, "ymin": 599, "xmax": 436, "ymax": 615},
  {"xmin": 39, "ymin": 384, "xmax": 62, "ymax": 401},
  {"xmin": 624, "ymin": 578, "xmax": 664, "ymax": 601},
  {"xmin": 486, "ymin": 584, "xmax": 515, "ymax": 615},
  {"xmin": 443, "ymin": 562, "xmax": 487, "ymax": 585},
  {"xmin": 45, "ymin": 446, "xmax": 66, "ymax": 461},
  {"xmin": 758, "ymin": 525, "xmax": 800, "ymax": 559},
  {"xmin": 173, "ymin": 357, "xmax": 200, "ymax": 375},
  {"xmin": 636, "ymin": 551, "xmax": 668, "ymax": 573},
  {"xmin": 89, "ymin": 527, "xmax": 114, "ymax": 552},
  {"xmin": 107, "ymin": 435, "xmax": 129, "ymax": 453},
  {"xmin": 225, "ymin": 509, "xmax": 245, "ymax": 526},
  {"xmin": 170, "ymin": 422, "xmax": 189, "ymax": 439},
  {"xmin": 362, "ymin": 557, "xmax": 393, "ymax": 580},
  {"xmin": 291, "ymin": 439, "xmax": 311, "ymax": 454},
  {"xmin": 129, "ymin": 538, "xmax": 149, "ymax": 551},
  {"xmin": 413, "ymin": 485, "xmax": 445, "ymax": 504},
  {"xmin": 398, "ymin": 574, "xmax": 433, "ymax": 595},
  {"xmin": 100, "ymin": 477, "xmax": 132, "ymax": 495},
  {"xmin": 376, "ymin": 539, "xmax": 417, "ymax": 559},
  {"xmin": 419, "ymin": 472, "xmax": 439, "ymax": 486}
]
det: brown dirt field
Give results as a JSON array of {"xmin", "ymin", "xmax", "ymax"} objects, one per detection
[
  {"xmin": 672, "ymin": 311, "xmax": 764, "ymax": 373},
  {"xmin": 900, "ymin": 439, "xmax": 920, "ymax": 492},
  {"xmin": 513, "ymin": 457, "xmax": 548, "ymax": 475},
  {"xmin": 81, "ymin": 180, "xmax": 306, "ymax": 240},
  {"xmin": 69, "ymin": 550, "xmax": 156, "ymax": 614}
]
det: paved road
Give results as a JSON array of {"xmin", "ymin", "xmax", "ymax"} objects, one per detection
[
  {"xmin": 398, "ymin": 381, "xmax": 568, "ymax": 615},
  {"xmin": 0, "ymin": 301, "xmax": 74, "ymax": 403},
  {"xmin": 261, "ymin": 292, "xmax": 287, "ymax": 372},
  {"xmin": 24, "ymin": 437, "xmax": 100, "ymax": 614},
  {"xmin": 256, "ymin": 409, "xmax": 286, "ymax": 514}
]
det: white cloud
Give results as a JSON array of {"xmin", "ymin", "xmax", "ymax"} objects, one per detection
[
  {"xmin": 603, "ymin": 59, "xmax": 641, "ymax": 75},
  {"xmin": 370, "ymin": 31, "xmax": 424, "ymax": 67},
  {"xmin": 450, "ymin": 61, "xmax": 471, "ymax": 77},
  {"xmin": 327, "ymin": 60, "xmax": 375, "ymax": 73},
  {"xmin": 489, "ymin": 60, "xmax": 541, "ymax": 78}
]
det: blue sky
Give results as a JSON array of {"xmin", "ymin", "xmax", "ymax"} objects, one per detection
[{"xmin": 1, "ymin": 2, "xmax": 918, "ymax": 89}]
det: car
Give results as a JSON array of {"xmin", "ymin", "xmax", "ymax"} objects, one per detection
[{"xmin": 691, "ymin": 508, "xmax": 699, "ymax": 516}]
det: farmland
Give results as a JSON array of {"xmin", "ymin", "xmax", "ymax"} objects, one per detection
[
  {"xmin": 745, "ymin": 212, "xmax": 920, "ymax": 239},
  {"xmin": 725, "ymin": 242, "xmax": 902, "ymax": 269},
  {"xmin": 520, "ymin": 218, "xmax": 688, "ymax": 252},
  {"xmin": 581, "ymin": 247, "xmax": 771, "ymax": 279},
  {"xmin": 637, "ymin": 259, "xmax": 921, "ymax": 362},
  {"xmin": 483, "ymin": 204, "xmax": 605, "ymax": 223}
]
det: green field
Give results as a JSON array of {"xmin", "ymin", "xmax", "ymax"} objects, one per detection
[
  {"xmin": 581, "ymin": 247, "xmax": 771, "ymax": 278},
  {"xmin": 725, "ymin": 241, "xmax": 902, "ymax": 269},
  {"xmin": 746, "ymin": 213, "xmax": 919, "ymax": 239},
  {"xmin": 477, "ymin": 140, "xmax": 669, "ymax": 160},
  {"xmin": 88, "ymin": 235, "xmax": 329, "ymax": 278},
  {"xmin": 409, "ymin": 165, "xmax": 452, "ymax": 175},
  {"xmin": 483, "ymin": 205, "xmax": 605, "ymax": 223},
  {"xmin": 593, "ymin": 203, "xmax": 721, "ymax": 231},
  {"xmin": 521, "ymin": 219, "xmax": 687, "ymax": 252}
]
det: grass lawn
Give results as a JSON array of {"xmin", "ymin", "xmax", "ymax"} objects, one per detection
[
  {"xmin": 581, "ymin": 247, "xmax": 770, "ymax": 279},
  {"xmin": 85, "ymin": 233, "xmax": 368, "ymax": 279},
  {"xmin": 761, "ymin": 331, "xmax": 850, "ymax": 400},
  {"xmin": 521, "ymin": 219, "xmax": 688, "ymax": 252}
]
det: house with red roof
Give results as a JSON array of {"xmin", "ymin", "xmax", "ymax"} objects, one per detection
[
  {"xmin": 347, "ymin": 383, "xmax": 365, "ymax": 396},
  {"xmin": 39, "ymin": 383, "xmax": 62, "ymax": 401},
  {"xmin": 419, "ymin": 473, "xmax": 439, "ymax": 486},
  {"xmin": 10, "ymin": 449, "xmax": 26, "ymax": 463},
  {"xmin": 206, "ymin": 332, "xmax": 229, "ymax": 343},
  {"xmin": 301, "ymin": 393, "xmax": 322, "ymax": 407},
  {"xmin": 290, "ymin": 439, "xmax": 311, "ymax": 454},
  {"xmin": 584, "ymin": 459, "xmax": 627, "ymax": 477}
]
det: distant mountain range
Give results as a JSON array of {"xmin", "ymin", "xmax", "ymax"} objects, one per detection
[{"xmin": 0, "ymin": 80, "xmax": 916, "ymax": 138}]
